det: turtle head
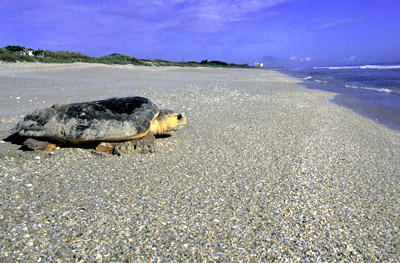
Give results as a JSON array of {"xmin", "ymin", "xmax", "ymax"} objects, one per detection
[{"xmin": 150, "ymin": 109, "xmax": 186, "ymax": 135}]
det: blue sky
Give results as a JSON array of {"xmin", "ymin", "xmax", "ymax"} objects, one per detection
[{"xmin": 1, "ymin": 0, "xmax": 400, "ymax": 66}]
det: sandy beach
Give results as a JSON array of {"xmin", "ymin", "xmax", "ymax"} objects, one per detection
[{"xmin": 1, "ymin": 63, "xmax": 399, "ymax": 261}]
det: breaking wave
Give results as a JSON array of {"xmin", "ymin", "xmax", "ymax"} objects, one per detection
[
  {"xmin": 314, "ymin": 64, "xmax": 400, "ymax": 70},
  {"xmin": 303, "ymin": 76, "xmax": 327, "ymax": 83},
  {"xmin": 345, "ymin": 85, "xmax": 400, "ymax": 95}
]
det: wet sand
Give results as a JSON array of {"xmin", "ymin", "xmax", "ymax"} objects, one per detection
[{"xmin": 1, "ymin": 63, "xmax": 399, "ymax": 261}]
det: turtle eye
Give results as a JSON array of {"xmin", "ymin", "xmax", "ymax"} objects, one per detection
[{"xmin": 177, "ymin": 114, "xmax": 182, "ymax": 120}]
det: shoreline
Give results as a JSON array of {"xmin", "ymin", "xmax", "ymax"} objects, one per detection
[
  {"xmin": 1, "ymin": 63, "xmax": 399, "ymax": 261},
  {"xmin": 279, "ymin": 68, "xmax": 400, "ymax": 133}
]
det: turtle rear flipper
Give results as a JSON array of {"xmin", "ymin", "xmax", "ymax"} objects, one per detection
[{"xmin": 24, "ymin": 138, "xmax": 57, "ymax": 151}]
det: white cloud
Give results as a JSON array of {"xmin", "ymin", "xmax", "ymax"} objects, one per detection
[
  {"xmin": 348, "ymin": 55, "xmax": 357, "ymax": 61},
  {"xmin": 193, "ymin": 0, "xmax": 295, "ymax": 21},
  {"xmin": 290, "ymin": 56, "xmax": 312, "ymax": 62},
  {"xmin": 342, "ymin": 55, "xmax": 357, "ymax": 62},
  {"xmin": 312, "ymin": 17, "xmax": 362, "ymax": 30}
]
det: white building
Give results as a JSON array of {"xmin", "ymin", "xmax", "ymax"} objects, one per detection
[
  {"xmin": 254, "ymin": 62, "xmax": 264, "ymax": 68},
  {"xmin": 17, "ymin": 49, "xmax": 34, "ymax": 56}
]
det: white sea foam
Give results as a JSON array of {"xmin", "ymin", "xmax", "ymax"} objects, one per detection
[
  {"xmin": 360, "ymin": 65, "xmax": 400, "ymax": 69},
  {"xmin": 314, "ymin": 64, "xmax": 400, "ymax": 70},
  {"xmin": 314, "ymin": 66, "xmax": 359, "ymax": 70},
  {"xmin": 345, "ymin": 85, "xmax": 400, "ymax": 95},
  {"xmin": 303, "ymin": 76, "xmax": 327, "ymax": 83}
]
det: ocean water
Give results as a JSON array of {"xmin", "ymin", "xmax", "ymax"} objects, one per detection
[{"xmin": 280, "ymin": 64, "xmax": 400, "ymax": 132}]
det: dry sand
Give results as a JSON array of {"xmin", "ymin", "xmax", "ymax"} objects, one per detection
[{"xmin": 1, "ymin": 63, "xmax": 399, "ymax": 261}]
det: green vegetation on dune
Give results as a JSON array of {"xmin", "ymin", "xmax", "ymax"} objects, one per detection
[
  {"xmin": 40, "ymin": 50, "xmax": 93, "ymax": 63},
  {"xmin": 96, "ymin": 53, "xmax": 146, "ymax": 65},
  {"xmin": 0, "ymin": 47, "xmax": 36, "ymax": 62},
  {"xmin": 0, "ymin": 45, "xmax": 250, "ymax": 68}
]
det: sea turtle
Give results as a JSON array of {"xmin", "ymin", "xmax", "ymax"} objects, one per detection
[{"xmin": 10, "ymin": 96, "xmax": 186, "ymax": 154}]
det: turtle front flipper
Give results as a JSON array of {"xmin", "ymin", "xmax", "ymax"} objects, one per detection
[
  {"xmin": 95, "ymin": 142, "xmax": 115, "ymax": 154},
  {"xmin": 95, "ymin": 131, "xmax": 156, "ymax": 155},
  {"xmin": 23, "ymin": 138, "xmax": 57, "ymax": 152}
]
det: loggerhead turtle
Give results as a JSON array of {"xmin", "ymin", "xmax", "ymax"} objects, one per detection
[{"xmin": 10, "ymin": 96, "xmax": 186, "ymax": 154}]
